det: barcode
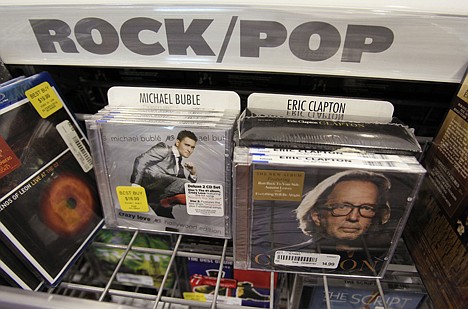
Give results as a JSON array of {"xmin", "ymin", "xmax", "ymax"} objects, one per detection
[
  {"xmin": 71, "ymin": 135, "xmax": 93, "ymax": 165},
  {"xmin": 274, "ymin": 250, "xmax": 340, "ymax": 268},
  {"xmin": 362, "ymin": 153, "xmax": 383, "ymax": 159},
  {"xmin": 276, "ymin": 255, "xmax": 318, "ymax": 263},
  {"xmin": 365, "ymin": 161, "xmax": 397, "ymax": 167},
  {"xmin": 56, "ymin": 120, "xmax": 93, "ymax": 172}
]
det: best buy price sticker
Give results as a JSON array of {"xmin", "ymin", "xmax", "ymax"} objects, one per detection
[
  {"xmin": 116, "ymin": 186, "xmax": 149, "ymax": 212},
  {"xmin": 25, "ymin": 82, "xmax": 63, "ymax": 118}
]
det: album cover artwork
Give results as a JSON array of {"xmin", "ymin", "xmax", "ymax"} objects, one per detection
[
  {"xmin": 87, "ymin": 120, "xmax": 232, "ymax": 238},
  {"xmin": 303, "ymin": 285, "xmax": 426, "ymax": 309},
  {"xmin": 89, "ymin": 229, "xmax": 174, "ymax": 289},
  {"xmin": 184, "ymin": 256, "xmax": 235, "ymax": 294},
  {"xmin": 181, "ymin": 256, "xmax": 277, "ymax": 308},
  {"xmin": 235, "ymin": 155, "xmax": 425, "ymax": 278},
  {"xmin": 0, "ymin": 72, "xmax": 104, "ymax": 286}
]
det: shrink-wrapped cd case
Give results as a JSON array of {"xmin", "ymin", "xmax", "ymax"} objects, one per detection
[
  {"xmin": 237, "ymin": 110, "xmax": 421, "ymax": 155},
  {"xmin": 86, "ymin": 86, "xmax": 240, "ymax": 238},
  {"xmin": 233, "ymin": 147, "xmax": 425, "ymax": 278}
]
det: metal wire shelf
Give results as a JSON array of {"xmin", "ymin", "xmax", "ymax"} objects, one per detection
[{"xmin": 0, "ymin": 227, "xmax": 429, "ymax": 309}]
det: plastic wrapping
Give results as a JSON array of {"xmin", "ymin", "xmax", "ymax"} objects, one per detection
[
  {"xmin": 86, "ymin": 86, "xmax": 240, "ymax": 239},
  {"xmin": 233, "ymin": 147, "xmax": 426, "ymax": 279}
]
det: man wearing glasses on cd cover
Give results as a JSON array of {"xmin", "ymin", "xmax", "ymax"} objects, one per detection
[{"xmin": 294, "ymin": 169, "xmax": 392, "ymax": 253}]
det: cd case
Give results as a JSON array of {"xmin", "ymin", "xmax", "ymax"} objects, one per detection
[
  {"xmin": 0, "ymin": 239, "xmax": 43, "ymax": 290},
  {"xmin": 0, "ymin": 72, "xmax": 104, "ymax": 286},
  {"xmin": 236, "ymin": 108, "xmax": 422, "ymax": 155},
  {"xmin": 86, "ymin": 86, "xmax": 240, "ymax": 238},
  {"xmin": 233, "ymin": 147, "xmax": 425, "ymax": 278}
]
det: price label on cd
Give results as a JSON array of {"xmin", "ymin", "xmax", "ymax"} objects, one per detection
[
  {"xmin": 25, "ymin": 82, "xmax": 63, "ymax": 118},
  {"xmin": 185, "ymin": 183, "xmax": 224, "ymax": 216},
  {"xmin": 116, "ymin": 186, "xmax": 149, "ymax": 212},
  {"xmin": 183, "ymin": 292, "xmax": 207, "ymax": 302},
  {"xmin": 274, "ymin": 250, "xmax": 340, "ymax": 269},
  {"xmin": 116, "ymin": 273, "xmax": 154, "ymax": 286}
]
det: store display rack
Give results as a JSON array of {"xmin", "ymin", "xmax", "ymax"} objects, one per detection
[
  {"xmin": 0, "ymin": 228, "xmax": 427, "ymax": 309},
  {"xmin": 1, "ymin": 1, "xmax": 466, "ymax": 308}
]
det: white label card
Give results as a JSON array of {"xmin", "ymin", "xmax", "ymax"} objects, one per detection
[
  {"xmin": 248, "ymin": 93, "xmax": 394, "ymax": 123},
  {"xmin": 116, "ymin": 273, "xmax": 154, "ymax": 286},
  {"xmin": 107, "ymin": 86, "xmax": 240, "ymax": 111},
  {"xmin": 56, "ymin": 120, "xmax": 93, "ymax": 173},
  {"xmin": 185, "ymin": 183, "xmax": 224, "ymax": 217},
  {"xmin": 274, "ymin": 250, "xmax": 340, "ymax": 269},
  {"xmin": 204, "ymin": 294, "xmax": 242, "ymax": 306},
  {"xmin": 0, "ymin": 5, "xmax": 466, "ymax": 83}
]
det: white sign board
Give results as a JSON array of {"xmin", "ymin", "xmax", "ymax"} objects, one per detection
[{"xmin": 0, "ymin": 2, "xmax": 467, "ymax": 82}]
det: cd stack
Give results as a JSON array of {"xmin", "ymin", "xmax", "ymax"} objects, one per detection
[
  {"xmin": 86, "ymin": 86, "xmax": 240, "ymax": 239},
  {"xmin": 233, "ymin": 93, "xmax": 426, "ymax": 279},
  {"xmin": 0, "ymin": 72, "xmax": 104, "ymax": 288}
]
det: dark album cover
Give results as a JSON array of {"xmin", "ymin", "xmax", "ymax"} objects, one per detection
[
  {"xmin": 0, "ymin": 72, "xmax": 103, "ymax": 286},
  {"xmin": 87, "ymin": 120, "xmax": 232, "ymax": 238},
  {"xmin": 0, "ymin": 240, "xmax": 43, "ymax": 290},
  {"xmin": 403, "ymin": 66, "xmax": 468, "ymax": 308},
  {"xmin": 237, "ymin": 111, "xmax": 421, "ymax": 155},
  {"xmin": 238, "ymin": 156, "xmax": 425, "ymax": 278},
  {"xmin": 303, "ymin": 285, "xmax": 426, "ymax": 309}
]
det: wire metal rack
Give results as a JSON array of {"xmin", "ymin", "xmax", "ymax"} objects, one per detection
[{"xmin": 0, "ymin": 227, "xmax": 430, "ymax": 309}]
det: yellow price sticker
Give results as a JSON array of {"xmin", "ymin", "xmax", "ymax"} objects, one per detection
[
  {"xmin": 183, "ymin": 292, "xmax": 207, "ymax": 302},
  {"xmin": 116, "ymin": 186, "xmax": 149, "ymax": 212},
  {"xmin": 25, "ymin": 82, "xmax": 63, "ymax": 118}
]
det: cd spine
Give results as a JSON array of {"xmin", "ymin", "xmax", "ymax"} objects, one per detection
[
  {"xmin": 233, "ymin": 147, "xmax": 253, "ymax": 269},
  {"xmin": 85, "ymin": 120, "xmax": 118, "ymax": 227}
]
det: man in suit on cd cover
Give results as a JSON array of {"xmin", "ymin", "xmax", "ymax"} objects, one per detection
[{"xmin": 130, "ymin": 130, "xmax": 198, "ymax": 218}]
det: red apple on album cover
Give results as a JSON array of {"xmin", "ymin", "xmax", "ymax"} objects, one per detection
[{"xmin": 40, "ymin": 173, "xmax": 96, "ymax": 236}]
